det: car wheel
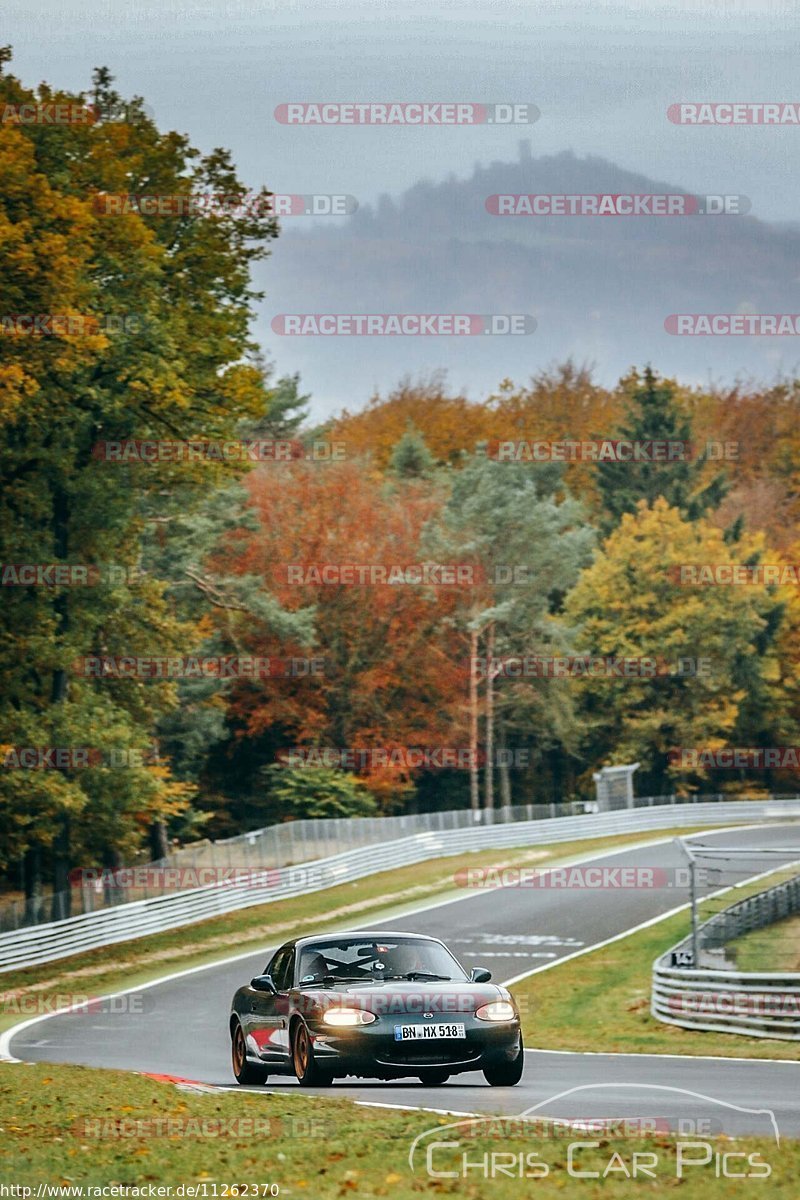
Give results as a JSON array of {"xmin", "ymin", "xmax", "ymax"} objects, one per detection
[
  {"xmin": 231, "ymin": 1021, "xmax": 269, "ymax": 1085},
  {"xmin": 292, "ymin": 1020, "xmax": 334, "ymax": 1086},
  {"xmin": 483, "ymin": 1036, "xmax": 524, "ymax": 1086},
  {"xmin": 418, "ymin": 1069, "xmax": 450, "ymax": 1086}
]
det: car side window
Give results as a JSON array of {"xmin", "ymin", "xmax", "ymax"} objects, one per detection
[
  {"xmin": 266, "ymin": 946, "xmax": 289, "ymax": 987},
  {"xmin": 279, "ymin": 949, "xmax": 295, "ymax": 991},
  {"xmin": 268, "ymin": 946, "xmax": 294, "ymax": 991}
]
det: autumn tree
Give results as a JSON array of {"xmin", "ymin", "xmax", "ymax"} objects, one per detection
[
  {"xmin": 0, "ymin": 53, "xmax": 282, "ymax": 911},
  {"xmin": 565, "ymin": 498, "xmax": 800, "ymax": 796},
  {"xmin": 330, "ymin": 376, "xmax": 496, "ymax": 469},
  {"xmin": 209, "ymin": 458, "xmax": 466, "ymax": 812},
  {"xmin": 261, "ymin": 765, "xmax": 377, "ymax": 821}
]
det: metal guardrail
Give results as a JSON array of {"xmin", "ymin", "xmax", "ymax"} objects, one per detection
[
  {"xmin": 4, "ymin": 797, "xmax": 800, "ymax": 974},
  {"xmin": 652, "ymin": 871, "xmax": 800, "ymax": 1040},
  {"xmin": 6, "ymin": 791, "xmax": 786, "ymax": 932},
  {"xmin": 1, "ymin": 800, "xmax": 585, "ymax": 932}
]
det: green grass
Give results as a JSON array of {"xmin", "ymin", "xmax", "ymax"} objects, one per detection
[
  {"xmin": 729, "ymin": 913, "xmax": 800, "ymax": 973},
  {"xmin": 1, "ymin": 1062, "xmax": 796, "ymax": 1196},
  {"xmin": 513, "ymin": 872, "xmax": 800, "ymax": 1060},
  {"xmin": 2, "ymin": 825, "xmax": 719, "ymax": 1038}
]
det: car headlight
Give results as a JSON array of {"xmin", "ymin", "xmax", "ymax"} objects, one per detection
[
  {"xmin": 322, "ymin": 1007, "xmax": 377, "ymax": 1027},
  {"xmin": 475, "ymin": 1000, "xmax": 517, "ymax": 1022}
]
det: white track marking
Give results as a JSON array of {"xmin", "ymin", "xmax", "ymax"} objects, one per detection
[{"xmin": 1, "ymin": 821, "xmax": 791, "ymax": 1070}]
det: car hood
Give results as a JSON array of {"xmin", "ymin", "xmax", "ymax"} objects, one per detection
[{"xmin": 297, "ymin": 980, "xmax": 508, "ymax": 1018}]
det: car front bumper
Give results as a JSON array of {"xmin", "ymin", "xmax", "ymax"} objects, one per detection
[{"xmin": 306, "ymin": 1017, "xmax": 521, "ymax": 1078}]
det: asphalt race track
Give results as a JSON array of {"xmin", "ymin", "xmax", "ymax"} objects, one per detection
[{"xmin": 9, "ymin": 823, "xmax": 800, "ymax": 1138}]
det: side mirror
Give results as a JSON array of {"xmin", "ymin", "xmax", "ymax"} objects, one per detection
[
  {"xmin": 251, "ymin": 973, "xmax": 278, "ymax": 993},
  {"xmin": 470, "ymin": 967, "xmax": 492, "ymax": 983}
]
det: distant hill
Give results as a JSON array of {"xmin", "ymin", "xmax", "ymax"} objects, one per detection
[{"xmin": 255, "ymin": 147, "xmax": 800, "ymax": 413}]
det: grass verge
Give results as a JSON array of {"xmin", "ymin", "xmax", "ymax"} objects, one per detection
[
  {"xmin": 1, "ymin": 1062, "xmax": 796, "ymax": 1195},
  {"xmin": 730, "ymin": 913, "xmax": 800, "ymax": 972}
]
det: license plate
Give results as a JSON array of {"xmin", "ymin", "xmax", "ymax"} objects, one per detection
[{"xmin": 393, "ymin": 1023, "xmax": 466, "ymax": 1041}]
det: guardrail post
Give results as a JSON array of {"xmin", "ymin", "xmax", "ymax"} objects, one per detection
[{"xmin": 689, "ymin": 857, "xmax": 700, "ymax": 966}]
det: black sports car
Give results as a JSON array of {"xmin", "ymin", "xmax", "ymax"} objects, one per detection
[{"xmin": 229, "ymin": 930, "xmax": 524, "ymax": 1087}]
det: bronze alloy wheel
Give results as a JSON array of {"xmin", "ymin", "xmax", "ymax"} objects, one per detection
[
  {"xmin": 231, "ymin": 1021, "xmax": 269, "ymax": 1085},
  {"xmin": 293, "ymin": 1021, "xmax": 310, "ymax": 1075},
  {"xmin": 292, "ymin": 1020, "xmax": 333, "ymax": 1086}
]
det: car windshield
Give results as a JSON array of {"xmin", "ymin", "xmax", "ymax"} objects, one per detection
[{"xmin": 295, "ymin": 937, "xmax": 467, "ymax": 985}]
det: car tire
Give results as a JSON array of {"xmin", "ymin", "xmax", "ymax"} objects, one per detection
[
  {"xmin": 231, "ymin": 1021, "xmax": 269, "ymax": 1085},
  {"xmin": 418, "ymin": 1069, "xmax": 450, "ymax": 1086},
  {"xmin": 292, "ymin": 1020, "xmax": 334, "ymax": 1086},
  {"xmin": 483, "ymin": 1035, "xmax": 524, "ymax": 1087}
]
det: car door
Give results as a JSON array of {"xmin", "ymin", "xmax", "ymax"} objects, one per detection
[
  {"xmin": 270, "ymin": 946, "xmax": 295, "ymax": 1063},
  {"xmin": 247, "ymin": 946, "xmax": 292, "ymax": 1065}
]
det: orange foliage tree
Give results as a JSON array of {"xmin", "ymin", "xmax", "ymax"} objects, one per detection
[{"xmin": 213, "ymin": 459, "xmax": 468, "ymax": 803}]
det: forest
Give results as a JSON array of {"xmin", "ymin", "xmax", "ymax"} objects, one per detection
[{"xmin": 2, "ymin": 53, "xmax": 800, "ymax": 912}]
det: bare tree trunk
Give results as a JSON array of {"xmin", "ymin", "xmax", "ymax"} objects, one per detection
[
  {"xmin": 150, "ymin": 820, "xmax": 169, "ymax": 862},
  {"xmin": 23, "ymin": 846, "xmax": 43, "ymax": 924},
  {"xmin": 498, "ymin": 722, "xmax": 512, "ymax": 808},
  {"xmin": 102, "ymin": 846, "xmax": 124, "ymax": 907},
  {"xmin": 469, "ymin": 626, "xmax": 480, "ymax": 812},
  {"xmin": 51, "ymin": 815, "xmax": 72, "ymax": 920},
  {"xmin": 50, "ymin": 481, "xmax": 70, "ymax": 706},
  {"xmin": 484, "ymin": 622, "xmax": 495, "ymax": 813},
  {"xmin": 149, "ymin": 735, "xmax": 169, "ymax": 861},
  {"xmin": 48, "ymin": 481, "xmax": 71, "ymax": 920}
]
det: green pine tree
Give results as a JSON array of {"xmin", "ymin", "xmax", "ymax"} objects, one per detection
[
  {"xmin": 596, "ymin": 367, "xmax": 728, "ymax": 534},
  {"xmin": 388, "ymin": 426, "xmax": 436, "ymax": 479}
]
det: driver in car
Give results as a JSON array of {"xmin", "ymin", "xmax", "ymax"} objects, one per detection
[
  {"xmin": 299, "ymin": 951, "xmax": 329, "ymax": 983},
  {"xmin": 379, "ymin": 942, "xmax": 425, "ymax": 977}
]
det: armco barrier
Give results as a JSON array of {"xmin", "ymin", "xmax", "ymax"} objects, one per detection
[
  {"xmin": 4, "ymin": 798, "xmax": 800, "ymax": 973},
  {"xmin": 1, "ymin": 799, "xmax": 587, "ymax": 932},
  {"xmin": 652, "ymin": 871, "xmax": 800, "ymax": 1040}
]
